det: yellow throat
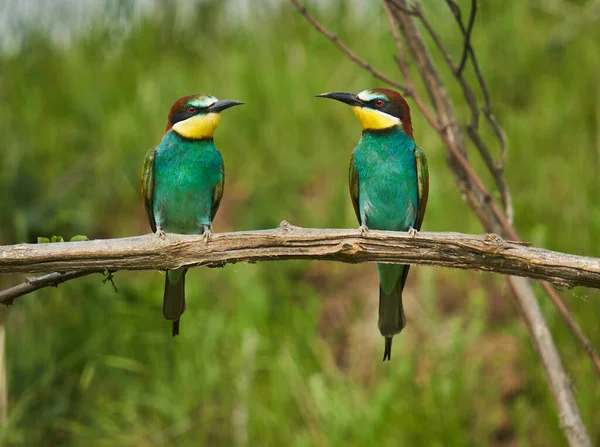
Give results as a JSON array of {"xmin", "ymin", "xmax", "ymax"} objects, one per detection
[
  {"xmin": 172, "ymin": 113, "xmax": 221, "ymax": 139},
  {"xmin": 352, "ymin": 107, "xmax": 400, "ymax": 130}
]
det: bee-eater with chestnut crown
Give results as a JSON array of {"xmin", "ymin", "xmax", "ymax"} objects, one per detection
[
  {"xmin": 317, "ymin": 88, "xmax": 429, "ymax": 361},
  {"xmin": 142, "ymin": 94, "xmax": 244, "ymax": 336}
]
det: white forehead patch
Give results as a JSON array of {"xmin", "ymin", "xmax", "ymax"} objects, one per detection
[
  {"xmin": 357, "ymin": 90, "xmax": 385, "ymax": 102},
  {"xmin": 190, "ymin": 96, "xmax": 218, "ymax": 108}
]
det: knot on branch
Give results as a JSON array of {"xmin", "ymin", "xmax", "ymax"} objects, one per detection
[
  {"xmin": 338, "ymin": 241, "xmax": 363, "ymax": 256},
  {"xmin": 483, "ymin": 233, "xmax": 505, "ymax": 246},
  {"xmin": 278, "ymin": 220, "xmax": 300, "ymax": 232}
]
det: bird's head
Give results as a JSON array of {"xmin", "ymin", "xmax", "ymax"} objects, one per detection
[
  {"xmin": 317, "ymin": 88, "xmax": 413, "ymax": 138},
  {"xmin": 165, "ymin": 94, "xmax": 244, "ymax": 139}
]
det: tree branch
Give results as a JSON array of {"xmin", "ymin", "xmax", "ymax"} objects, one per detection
[
  {"xmin": 0, "ymin": 271, "xmax": 99, "ymax": 305},
  {"xmin": 447, "ymin": 0, "xmax": 477, "ymax": 75},
  {"xmin": 1, "ymin": 227, "xmax": 599, "ymax": 298},
  {"xmin": 289, "ymin": 0, "xmax": 407, "ymax": 92},
  {"xmin": 506, "ymin": 277, "xmax": 593, "ymax": 447},
  {"xmin": 382, "ymin": 1, "xmax": 441, "ymax": 132}
]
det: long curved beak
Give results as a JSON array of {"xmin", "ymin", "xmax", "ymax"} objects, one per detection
[
  {"xmin": 316, "ymin": 92, "xmax": 363, "ymax": 107},
  {"xmin": 208, "ymin": 100, "xmax": 245, "ymax": 113}
]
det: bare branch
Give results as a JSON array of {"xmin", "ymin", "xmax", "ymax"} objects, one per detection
[
  {"xmin": 447, "ymin": 0, "xmax": 510, "ymax": 176},
  {"xmin": 540, "ymin": 282, "xmax": 600, "ymax": 376},
  {"xmin": 406, "ymin": 2, "xmax": 515, "ymax": 221},
  {"xmin": 382, "ymin": 1, "xmax": 441, "ymax": 132},
  {"xmin": 387, "ymin": 0, "xmax": 418, "ymax": 16},
  {"xmin": 506, "ymin": 277, "xmax": 592, "ymax": 447},
  {"xmin": 386, "ymin": 2, "xmax": 593, "ymax": 444},
  {"xmin": 290, "ymin": 0, "xmax": 407, "ymax": 91},
  {"xmin": 1, "ymin": 228, "xmax": 599, "ymax": 293},
  {"xmin": 447, "ymin": 0, "xmax": 477, "ymax": 75},
  {"xmin": 442, "ymin": 0, "xmax": 513, "ymax": 222},
  {"xmin": 0, "ymin": 271, "xmax": 99, "ymax": 304}
]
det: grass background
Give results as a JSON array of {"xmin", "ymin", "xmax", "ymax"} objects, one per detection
[{"xmin": 1, "ymin": 0, "xmax": 599, "ymax": 445}]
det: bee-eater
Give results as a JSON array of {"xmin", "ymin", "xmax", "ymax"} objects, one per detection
[
  {"xmin": 142, "ymin": 94, "xmax": 244, "ymax": 336},
  {"xmin": 317, "ymin": 88, "xmax": 429, "ymax": 361}
]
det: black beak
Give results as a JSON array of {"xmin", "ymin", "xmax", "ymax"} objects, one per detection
[
  {"xmin": 316, "ymin": 92, "xmax": 363, "ymax": 107},
  {"xmin": 208, "ymin": 100, "xmax": 245, "ymax": 113}
]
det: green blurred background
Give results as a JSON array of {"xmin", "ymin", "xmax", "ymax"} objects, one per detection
[{"xmin": 1, "ymin": 0, "xmax": 599, "ymax": 445}]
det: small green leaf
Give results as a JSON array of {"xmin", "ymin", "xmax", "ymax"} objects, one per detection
[
  {"xmin": 37, "ymin": 237, "xmax": 51, "ymax": 243},
  {"xmin": 51, "ymin": 235, "xmax": 64, "ymax": 243},
  {"xmin": 70, "ymin": 235, "xmax": 89, "ymax": 242}
]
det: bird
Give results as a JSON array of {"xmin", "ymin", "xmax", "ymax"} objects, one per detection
[
  {"xmin": 317, "ymin": 88, "xmax": 429, "ymax": 361},
  {"xmin": 142, "ymin": 94, "xmax": 244, "ymax": 336}
]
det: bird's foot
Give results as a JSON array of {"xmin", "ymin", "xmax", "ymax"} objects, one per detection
[
  {"xmin": 408, "ymin": 226, "xmax": 419, "ymax": 237},
  {"xmin": 359, "ymin": 224, "xmax": 369, "ymax": 235},
  {"xmin": 201, "ymin": 225, "xmax": 212, "ymax": 243},
  {"xmin": 155, "ymin": 224, "xmax": 166, "ymax": 238}
]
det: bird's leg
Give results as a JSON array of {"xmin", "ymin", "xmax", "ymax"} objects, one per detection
[
  {"xmin": 408, "ymin": 226, "xmax": 419, "ymax": 237},
  {"xmin": 358, "ymin": 224, "xmax": 369, "ymax": 235},
  {"xmin": 155, "ymin": 223, "xmax": 166, "ymax": 238},
  {"xmin": 201, "ymin": 224, "xmax": 212, "ymax": 242}
]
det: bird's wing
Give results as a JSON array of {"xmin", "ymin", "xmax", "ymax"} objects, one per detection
[
  {"xmin": 142, "ymin": 147, "xmax": 157, "ymax": 233},
  {"xmin": 349, "ymin": 154, "xmax": 361, "ymax": 224},
  {"xmin": 395, "ymin": 146, "xmax": 429, "ymax": 298},
  {"xmin": 211, "ymin": 161, "xmax": 225, "ymax": 223},
  {"xmin": 415, "ymin": 145, "xmax": 429, "ymax": 231}
]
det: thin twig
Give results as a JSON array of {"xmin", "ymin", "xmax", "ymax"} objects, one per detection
[
  {"xmin": 382, "ymin": 1, "xmax": 440, "ymax": 132},
  {"xmin": 443, "ymin": 0, "xmax": 512, "ymax": 221},
  {"xmin": 290, "ymin": 0, "xmax": 407, "ymax": 92},
  {"xmin": 540, "ymin": 281, "xmax": 600, "ymax": 376},
  {"xmin": 0, "ymin": 271, "xmax": 98, "ymax": 304},
  {"xmin": 451, "ymin": 0, "xmax": 477, "ymax": 75},
  {"xmin": 412, "ymin": 2, "xmax": 515, "ymax": 218}
]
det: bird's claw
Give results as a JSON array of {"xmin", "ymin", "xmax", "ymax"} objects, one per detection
[
  {"xmin": 155, "ymin": 225, "xmax": 166, "ymax": 238},
  {"xmin": 359, "ymin": 225, "xmax": 369, "ymax": 235},
  {"xmin": 408, "ymin": 226, "xmax": 418, "ymax": 237},
  {"xmin": 201, "ymin": 225, "xmax": 212, "ymax": 243}
]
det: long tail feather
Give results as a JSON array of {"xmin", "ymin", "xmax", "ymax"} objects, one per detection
[
  {"xmin": 377, "ymin": 263, "xmax": 410, "ymax": 361},
  {"xmin": 162, "ymin": 268, "xmax": 187, "ymax": 337}
]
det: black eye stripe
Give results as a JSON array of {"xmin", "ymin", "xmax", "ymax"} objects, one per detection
[
  {"xmin": 170, "ymin": 105, "xmax": 206, "ymax": 125},
  {"xmin": 367, "ymin": 99, "xmax": 404, "ymax": 120}
]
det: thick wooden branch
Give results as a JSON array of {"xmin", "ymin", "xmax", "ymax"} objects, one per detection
[{"xmin": 1, "ymin": 225, "xmax": 599, "ymax": 289}]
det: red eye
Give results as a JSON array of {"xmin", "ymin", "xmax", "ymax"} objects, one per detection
[
  {"xmin": 187, "ymin": 106, "xmax": 197, "ymax": 113},
  {"xmin": 374, "ymin": 99, "xmax": 385, "ymax": 107}
]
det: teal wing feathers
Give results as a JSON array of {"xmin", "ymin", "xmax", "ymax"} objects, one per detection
[
  {"xmin": 211, "ymin": 162, "xmax": 225, "ymax": 223},
  {"xmin": 414, "ymin": 145, "xmax": 429, "ymax": 231},
  {"xmin": 142, "ymin": 147, "xmax": 157, "ymax": 233},
  {"xmin": 349, "ymin": 155, "xmax": 361, "ymax": 224},
  {"xmin": 397, "ymin": 146, "xmax": 429, "ymax": 291},
  {"xmin": 393, "ymin": 146, "xmax": 429, "ymax": 291}
]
